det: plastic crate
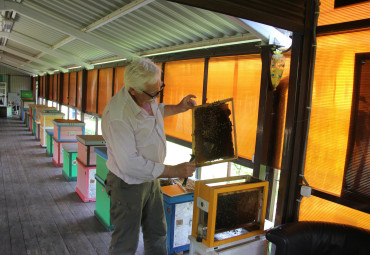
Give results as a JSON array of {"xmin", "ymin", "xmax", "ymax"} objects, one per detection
[
  {"xmin": 76, "ymin": 158, "xmax": 96, "ymax": 202},
  {"xmin": 62, "ymin": 143, "xmax": 78, "ymax": 181},
  {"xmin": 94, "ymin": 176, "xmax": 113, "ymax": 231}
]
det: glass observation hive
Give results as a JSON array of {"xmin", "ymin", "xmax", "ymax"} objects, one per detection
[
  {"xmin": 191, "ymin": 175, "xmax": 268, "ymax": 247},
  {"xmin": 192, "ymin": 98, "xmax": 237, "ymax": 167}
]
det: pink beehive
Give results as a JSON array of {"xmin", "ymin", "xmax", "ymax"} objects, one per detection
[
  {"xmin": 52, "ymin": 137, "xmax": 77, "ymax": 167},
  {"xmin": 76, "ymin": 135, "xmax": 106, "ymax": 166},
  {"xmin": 52, "ymin": 119, "xmax": 85, "ymax": 141},
  {"xmin": 76, "ymin": 158, "xmax": 96, "ymax": 202}
]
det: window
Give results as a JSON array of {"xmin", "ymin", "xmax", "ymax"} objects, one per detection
[
  {"xmin": 47, "ymin": 100, "xmax": 53, "ymax": 107},
  {"xmin": 75, "ymin": 109, "xmax": 82, "ymax": 121},
  {"xmin": 61, "ymin": 105, "xmax": 68, "ymax": 119},
  {"xmin": 84, "ymin": 113, "xmax": 97, "ymax": 135},
  {"xmin": 97, "ymin": 118, "xmax": 102, "ymax": 135},
  {"xmin": 69, "ymin": 107, "xmax": 76, "ymax": 119}
]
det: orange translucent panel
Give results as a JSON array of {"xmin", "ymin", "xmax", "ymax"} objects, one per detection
[
  {"xmin": 207, "ymin": 55, "xmax": 262, "ymax": 160},
  {"xmin": 76, "ymin": 71, "xmax": 83, "ymax": 109},
  {"xmin": 300, "ymin": 196, "xmax": 370, "ymax": 230},
  {"xmin": 304, "ymin": 30, "xmax": 370, "ymax": 195},
  {"xmin": 53, "ymin": 74, "xmax": 58, "ymax": 101},
  {"xmin": 163, "ymin": 59, "xmax": 204, "ymax": 141},
  {"xmin": 114, "ymin": 66, "xmax": 125, "ymax": 95},
  {"xmin": 86, "ymin": 70, "xmax": 98, "ymax": 113},
  {"xmin": 69, "ymin": 72, "xmax": 77, "ymax": 107},
  {"xmin": 62, "ymin": 73, "xmax": 69, "ymax": 105},
  {"xmin": 48, "ymin": 75, "xmax": 53, "ymax": 100},
  {"xmin": 318, "ymin": 0, "xmax": 370, "ymax": 26},
  {"xmin": 98, "ymin": 68, "xmax": 113, "ymax": 115}
]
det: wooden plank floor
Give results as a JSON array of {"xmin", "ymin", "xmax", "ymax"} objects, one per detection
[{"xmin": 0, "ymin": 117, "xmax": 147, "ymax": 255}]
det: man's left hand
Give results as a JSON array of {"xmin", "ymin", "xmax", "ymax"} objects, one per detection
[{"xmin": 178, "ymin": 94, "xmax": 197, "ymax": 112}]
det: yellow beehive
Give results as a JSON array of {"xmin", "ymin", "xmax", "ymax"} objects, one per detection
[{"xmin": 191, "ymin": 175, "xmax": 268, "ymax": 247}]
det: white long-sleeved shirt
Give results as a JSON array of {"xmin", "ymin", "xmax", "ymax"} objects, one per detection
[{"xmin": 101, "ymin": 87, "xmax": 166, "ymax": 184}]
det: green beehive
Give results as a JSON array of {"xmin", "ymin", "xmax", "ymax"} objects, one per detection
[
  {"xmin": 62, "ymin": 143, "xmax": 78, "ymax": 181},
  {"xmin": 94, "ymin": 176, "xmax": 113, "ymax": 231},
  {"xmin": 46, "ymin": 128, "xmax": 54, "ymax": 157},
  {"xmin": 95, "ymin": 147, "xmax": 109, "ymax": 181}
]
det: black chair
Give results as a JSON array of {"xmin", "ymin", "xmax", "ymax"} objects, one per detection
[{"xmin": 266, "ymin": 221, "xmax": 370, "ymax": 255}]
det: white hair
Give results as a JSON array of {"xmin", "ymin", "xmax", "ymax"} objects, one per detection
[{"xmin": 124, "ymin": 58, "xmax": 161, "ymax": 92}]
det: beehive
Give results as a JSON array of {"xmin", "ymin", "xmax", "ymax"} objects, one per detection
[
  {"xmin": 76, "ymin": 135, "xmax": 106, "ymax": 167},
  {"xmin": 191, "ymin": 175, "xmax": 268, "ymax": 247}
]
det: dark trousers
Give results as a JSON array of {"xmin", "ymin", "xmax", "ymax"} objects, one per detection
[{"xmin": 106, "ymin": 172, "xmax": 167, "ymax": 255}]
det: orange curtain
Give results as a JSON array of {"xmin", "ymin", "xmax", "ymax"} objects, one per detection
[
  {"xmin": 86, "ymin": 70, "xmax": 98, "ymax": 113},
  {"xmin": 163, "ymin": 59, "xmax": 204, "ymax": 141},
  {"xmin": 318, "ymin": 0, "xmax": 370, "ymax": 26},
  {"xmin": 62, "ymin": 73, "xmax": 69, "ymax": 105},
  {"xmin": 53, "ymin": 74, "xmax": 58, "ymax": 102},
  {"xmin": 207, "ymin": 55, "xmax": 262, "ymax": 161},
  {"xmin": 114, "ymin": 66, "xmax": 125, "ymax": 95},
  {"xmin": 98, "ymin": 68, "xmax": 113, "ymax": 115},
  {"xmin": 300, "ymin": 30, "xmax": 370, "ymax": 228},
  {"xmin": 48, "ymin": 75, "xmax": 53, "ymax": 100},
  {"xmin": 76, "ymin": 71, "xmax": 83, "ymax": 109},
  {"xmin": 69, "ymin": 72, "xmax": 77, "ymax": 107},
  {"xmin": 300, "ymin": 196, "xmax": 370, "ymax": 229}
]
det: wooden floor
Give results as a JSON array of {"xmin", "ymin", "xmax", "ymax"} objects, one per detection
[{"xmin": 0, "ymin": 117, "xmax": 147, "ymax": 255}]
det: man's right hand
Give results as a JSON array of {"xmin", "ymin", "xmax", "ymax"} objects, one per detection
[{"xmin": 160, "ymin": 162, "xmax": 196, "ymax": 178}]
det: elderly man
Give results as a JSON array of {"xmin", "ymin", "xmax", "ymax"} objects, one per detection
[{"xmin": 102, "ymin": 58, "xmax": 197, "ymax": 255}]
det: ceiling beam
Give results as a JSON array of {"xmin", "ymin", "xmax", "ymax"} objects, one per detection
[
  {"xmin": 0, "ymin": 57, "xmax": 41, "ymax": 75},
  {"xmin": 23, "ymin": 0, "xmax": 154, "ymax": 64},
  {"xmin": 0, "ymin": 31, "xmax": 94, "ymax": 69},
  {"xmin": 3, "ymin": 0, "xmax": 139, "ymax": 59},
  {"xmin": 0, "ymin": 45, "xmax": 68, "ymax": 72},
  {"xmin": 0, "ymin": 61, "xmax": 35, "ymax": 76},
  {"xmin": 82, "ymin": 0, "xmax": 155, "ymax": 32},
  {"xmin": 0, "ymin": 53, "xmax": 48, "ymax": 73}
]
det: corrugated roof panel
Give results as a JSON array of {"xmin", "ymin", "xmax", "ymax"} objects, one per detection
[
  {"xmin": 38, "ymin": 55, "xmax": 72, "ymax": 67},
  {"xmin": 5, "ymin": 41, "xmax": 41, "ymax": 56},
  {"xmin": 0, "ymin": 63, "xmax": 31, "ymax": 75},
  {"xmin": 24, "ymin": 0, "xmax": 134, "ymax": 29},
  {"xmin": 59, "ymin": 39, "xmax": 115, "ymax": 63},
  {"xmin": 12, "ymin": 15, "xmax": 67, "ymax": 46}
]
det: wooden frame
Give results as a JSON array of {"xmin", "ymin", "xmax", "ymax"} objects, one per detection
[{"xmin": 192, "ymin": 98, "xmax": 238, "ymax": 167}]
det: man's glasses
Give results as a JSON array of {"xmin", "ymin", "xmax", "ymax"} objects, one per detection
[{"xmin": 142, "ymin": 83, "xmax": 165, "ymax": 99}]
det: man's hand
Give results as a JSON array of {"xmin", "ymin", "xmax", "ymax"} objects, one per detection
[
  {"xmin": 163, "ymin": 94, "xmax": 197, "ymax": 117},
  {"xmin": 177, "ymin": 94, "xmax": 197, "ymax": 113},
  {"xmin": 160, "ymin": 162, "xmax": 196, "ymax": 178}
]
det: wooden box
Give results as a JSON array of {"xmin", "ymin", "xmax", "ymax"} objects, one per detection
[
  {"xmin": 53, "ymin": 119, "xmax": 85, "ymax": 142},
  {"xmin": 95, "ymin": 147, "xmax": 109, "ymax": 181},
  {"xmin": 40, "ymin": 111, "xmax": 65, "ymax": 129},
  {"xmin": 76, "ymin": 158, "xmax": 96, "ymax": 202},
  {"xmin": 46, "ymin": 128, "xmax": 53, "ymax": 157},
  {"xmin": 163, "ymin": 192, "xmax": 194, "ymax": 254},
  {"xmin": 62, "ymin": 143, "xmax": 78, "ymax": 181},
  {"xmin": 34, "ymin": 105, "xmax": 56, "ymax": 122},
  {"xmin": 191, "ymin": 175, "xmax": 268, "ymax": 248},
  {"xmin": 95, "ymin": 176, "xmax": 114, "ymax": 231},
  {"xmin": 76, "ymin": 135, "xmax": 106, "ymax": 167},
  {"xmin": 52, "ymin": 137, "xmax": 77, "ymax": 167},
  {"xmin": 192, "ymin": 98, "xmax": 237, "ymax": 167}
]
